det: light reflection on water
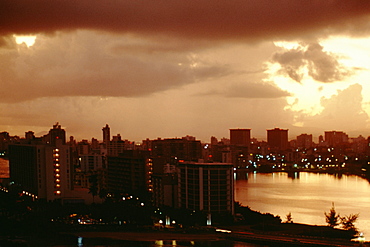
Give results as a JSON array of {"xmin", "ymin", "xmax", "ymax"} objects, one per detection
[
  {"xmin": 0, "ymin": 158, "xmax": 9, "ymax": 178},
  {"xmin": 72, "ymin": 237, "xmax": 262, "ymax": 247},
  {"xmin": 235, "ymin": 172, "xmax": 370, "ymax": 237}
]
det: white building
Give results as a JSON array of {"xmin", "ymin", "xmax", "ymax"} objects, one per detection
[{"xmin": 177, "ymin": 162, "xmax": 234, "ymax": 215}]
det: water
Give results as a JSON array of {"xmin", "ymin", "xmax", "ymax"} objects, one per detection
[
  {"xmin": 235, "ymin": 172, "xmax": 370, "ymax": 236},
  {"xmin": 0, "ymin": 157, "xmax": 9, "ymax": 178},
  {"xmin": 26, "ymin": 236, "xmax": 262, "ymax": 247},
  {"xmin": 89, "ymin": 240, "xmax": 261, "ymax": 247}
]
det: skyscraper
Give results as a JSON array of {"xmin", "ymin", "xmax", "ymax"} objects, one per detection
[
  {"xmin": 47, "ymin": 122, "xmax": 66, "ymax": 146},
  {"xmin": 267, "ymin": 128, "xmax": 289, "ymax": 150},
  {"xmin": 230, "ymin": 129, "xmax": 251, "ymax": 148},
  {"xmin": 102, "ymin": 124, "xmax": 110, "ymax": 148}
]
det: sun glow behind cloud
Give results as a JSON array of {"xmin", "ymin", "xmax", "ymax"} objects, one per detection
[
  {"xmin": 321, "ymin": 36, "xmax": 370, "ymax": 110},
  {"xmin": 13, "ymin": 35, "xmax": 36, "ymax": 47},
  {"xmin": 268, "ymin": 37, "xmax": 370, "ymax": 122}
]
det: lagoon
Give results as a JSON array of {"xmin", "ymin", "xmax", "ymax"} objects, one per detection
[{"xmin": 235, "ymin": 172, "xmax": 370, "ymax": 237}]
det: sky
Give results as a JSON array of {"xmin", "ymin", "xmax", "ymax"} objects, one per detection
[{"xmin": 2, "ymin": 1, "xmax": 370, "ymax": 142}]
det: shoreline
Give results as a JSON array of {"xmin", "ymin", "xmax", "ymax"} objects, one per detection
[{"xmin": 70, "ymin": 231, "xmax": 223, "ymax": 241}]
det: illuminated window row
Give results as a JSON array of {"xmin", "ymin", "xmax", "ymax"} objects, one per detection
[{"xmin": 53, "ymin": 149, "xmax": 61, "ymax": 196}]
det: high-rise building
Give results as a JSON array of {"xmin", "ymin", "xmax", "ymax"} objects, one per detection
[
  {"xmin": 25, "ymin": 131, "xmax": 35, "ymax": 140},
  {"xmin": 152, "ymin": 173, "xmax": 178, "ymax": 208},
  {"xmin": 107, "ymin": 150, "xmax": 152, "ymax": 198},
  {"xmin": 177, "ymin": 162, "xmax": 234, "ymax": 214},
  {"xmin": 0, "ymin": 132, "xmax": 10, "ymax": 153},
  {"xmin": 47, "ymin": 122, "xmax": 66, "ymax": 146},
  {"xmin": 230, "ymin": 129, "xmax": 251, "ymax": 148},
  {"xmin": 267, "ymin": 128, "xmax": 289, "ymax": 150},
  {"xmin": 102, "ymin": 124, "xmax": 110, "ymax": 148},
  {"xmin": 108, "ymin": 134, "xmax": 134, "ymax": 156},
  {"xmin": 9, "ymin": 125, "xmax": 73, "ymax": 202},
  {"xmin": 325, "ymin": 131, "xmax": 348, "ymax": 147},
  {"xmin": 229, "ymin": 129, "xmax": 251, "ymax": 167},
  {"xmin": 296, "ymin": 134, "xmax": 313, "ymax": 149},
  {"xmin": 151, "ymin": 137, "xmax": 202, "ymax": 163}
]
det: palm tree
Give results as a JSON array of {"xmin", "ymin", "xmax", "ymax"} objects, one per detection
[{"xmin": 341, "ymin": 214, "xmax": 359, "ymax": 231}]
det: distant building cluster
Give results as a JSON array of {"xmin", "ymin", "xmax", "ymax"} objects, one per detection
[{"xmin": 1, "ymin": 124, "xmax": 370, "ymax": 216}]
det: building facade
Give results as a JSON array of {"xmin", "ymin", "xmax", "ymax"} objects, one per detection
[
  {"xmin": 107, "ymin": 150, "xmax": 152, "ymax": 198},
  {"xmin": 9, "ymin": 132, "xmax": 73, "ymax": 201},
  {"xmin": 177, "ymin": 162, "xmax": 234, "ymax": 215}
]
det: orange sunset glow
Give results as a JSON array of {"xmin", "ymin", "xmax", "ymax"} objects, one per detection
[{"xmin": 2, "ymin": 1, "xmax": 370, "ymax": 141}]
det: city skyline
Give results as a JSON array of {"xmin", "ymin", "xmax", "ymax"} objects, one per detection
[
  {"xmin": 2, "ymin": 1, "xmax": 370, "ymax": 141},
  {"xmin": 1, "ymin": 123, "xmax": 367, "ymax": 144}
]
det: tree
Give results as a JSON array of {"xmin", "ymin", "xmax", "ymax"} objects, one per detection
[
  {"xmin": 88, "ymin": 173, "xmax": 98, "ymax": 203},
  {"xmin": 325, "ymin": 203, "xmax": 340, "ymax": 228},
  {"xmin": 341, "ymin": 214, "xmax": 359, "ymax": 231},
  {"xmin": 285, "ymin": 212, "xmax": 293, "ymax": 223}
]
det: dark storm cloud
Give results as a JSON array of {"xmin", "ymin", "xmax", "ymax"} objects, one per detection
[
  {"xmin": 272, "ymin": 42, "xmax": 354, "ymax": 82},
  {"xmin": 1, "ymin": 0, "xmax": 370, "ymax": 40}
]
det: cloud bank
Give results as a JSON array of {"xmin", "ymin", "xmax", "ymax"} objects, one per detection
[
  {"xmin": 2, "ymin": 0, "xmax": 370, "ymax": 41},
  {"xmin": 303, "ymin": 84, "xmax": 369, "ymax": 131},
  {"xmin": 198, "ymin": 81, "xmax": 291, "ymax": 98},
  {"xmin": 0, "ymin": 31, "xmax": 235, "ymax": 103}
]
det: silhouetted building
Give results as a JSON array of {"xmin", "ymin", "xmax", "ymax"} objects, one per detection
[
  {"xmin": 0, "ymin": 132, "xmax": 10, "ymax": 154},
  {"xmin": 230, "ymin": 129, "xmax": 251, "ymax": 148},
  {"xmin": 107, "ymin": 150, "xmax": 152, "ymax": 198},
  {"xmin": 349, "ymin": 135, "xmax": 367, "ymax": 154},
  {"xmin": 151, "ymin": 137, "xmax": 202, "ymax": 163},
  {"xmin": 102, "ymin": 124, "xmax": 110, "ymax": 148},
  {"xmin": 107, "ymin": 134, "xmax": 134, "ymax": 156},
  {"xmin": 25, "ymin": 131, "xmax": 35, "ymax": 140},
  {"xmin": 325, "ymin": 131, "xmax": 348, "ymax": 147},
  {"xmin": 267, "ymin": 128, "xmax": 289, "ymax": 150},
  {"xmin": 296, "ymin": 134, "xmax": 313, "ymax": 149},
  {"xmin": 46, "ymin": 122, "xmax": 66, "ymax": 146},
  {"xmin": 77, "ymin": 140, "xmax": 90, "ymax": 155},
  {"xmin": 177, "ymin": 162, "xmax": 234, "ymax": 214}
]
